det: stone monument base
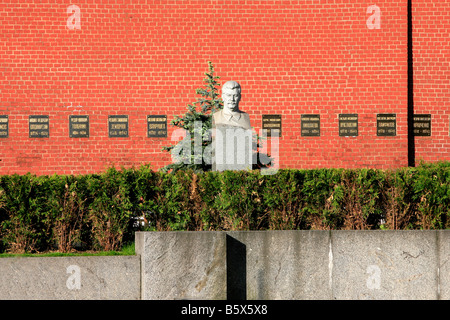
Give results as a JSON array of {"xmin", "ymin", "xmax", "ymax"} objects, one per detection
[{"xmin": 212, "ymin": 124, "xmax": 254, "ymax": 171}]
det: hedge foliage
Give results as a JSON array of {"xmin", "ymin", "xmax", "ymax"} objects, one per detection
[{"xmin": 0, "ymin": 162, "xmax": 449, "ymax": 253}]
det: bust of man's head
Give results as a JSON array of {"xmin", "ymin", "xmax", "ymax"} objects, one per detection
[
  {"xmin": 222, "ymin": 81, "xmax": 241, "ymax": 113},
  {"xmin": 212, "ymin": 80, "xmax": 251, "ymax": 130}
]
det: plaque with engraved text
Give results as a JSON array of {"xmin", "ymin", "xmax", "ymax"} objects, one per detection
[
  {"xmin": 147, "ymin": 115, "xmax": 167, "ymax": 138},
  {"xmin": 0, "ymin": 115, "xmax": 8, "ymax": 138},
  {"xmin": 377, "ymin": 114, "xmax": 396, "ymax": 136},
  {"xmin": 301, "ymin": 114, "xmax": 320, "ymax": 137},
  {"xmin": 413, "ymin": 114, "xmax": 431, "ymax": 136},
  {"xmin": 69, "ymin": 115, "xmax": 89, "ymax": 138},
  {"xmin": 108, "ymin": 115, "xmax": 129, "ymax": 138},
  {"xmin": 339, "ymin": 114, "xmax": 358, "ymax": 137},
  {"xmin": 262, "ymin": 114, "xmax": 282, "ymax": 137},
  {"xmin": 29, "ymin": 115, "xmax": 49, "ymax": 138}
]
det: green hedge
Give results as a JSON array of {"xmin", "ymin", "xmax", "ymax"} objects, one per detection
[{"xmin": 0, "ymin": 162, "xmax": 449, "ymax": 253}]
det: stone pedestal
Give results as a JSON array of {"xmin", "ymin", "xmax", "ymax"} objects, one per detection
[{"xmin": 212, "ymin": 124, "xmax": 254, "ymax": 171}]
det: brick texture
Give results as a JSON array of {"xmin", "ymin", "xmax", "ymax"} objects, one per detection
[
  {"xmin": 0, "ymin": 0, "xmax": 424, "ymax": 175},
  {"xmin": 412, "ymin": 1, "xmax": 450, "ymax": 163}
]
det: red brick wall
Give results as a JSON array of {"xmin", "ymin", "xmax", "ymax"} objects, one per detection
[
  {"xmin": 0, "ymin": 1, "xmax": 410, "ymax": 175},
  {"xmin": 412, "ymin": 1, "xmax": 450, "ymax": 163}
]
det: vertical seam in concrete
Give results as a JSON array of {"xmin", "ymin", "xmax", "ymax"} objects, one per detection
[
  {"xmin": 328, "ymin": 230, "xmax": 333, "ymax": 299},
  {"xmin": 139, "ymin": 253, "xmax": 143, "ymax": 300},
  {"xmin": 437, "ymin": 231, "xmax": 441, "ymax": 300},
  {"xmin": 139, "ymin": 233, "xmax": 144, "ymax": 300}
]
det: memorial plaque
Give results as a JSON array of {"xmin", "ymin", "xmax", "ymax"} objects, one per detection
[
  {"xmin": 262, "ymin": 114, "xmax": 282, "ymax": 137},
  {"xmin": 377, "ymin": 114, "xmax": 396, "ymax": 136},
  {"xmin": 301, "ymin": 114, "xmax": 320, "ymax": 137},
  {"xmin": 69, "ymin": 115, "xmax": 89, "ymax": 138},
  {"xmin": 339, "ymin": 114, "xmax": 358, "ymax": 137},
  {"xmin": 147, "ymin": 115, "xmax": 167, "ymax": 138},
  {"xmin": 0, "ymin": 115, "xmax": 8, "ymax": 138},
  {"xmin": 413, "ymin": 114, "xmax": 431, "ymax": 136},
  {"xmin": 29, "ymin": 115, "xmax": 49, "ymax": 138},
  {"xmin": 108, "ymin": 115, "xmax": 129, "ymax": 138}
]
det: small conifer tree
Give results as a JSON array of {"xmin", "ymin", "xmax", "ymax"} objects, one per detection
[{"xmin": 161, "ymin": 61, "xmax": 222, "ymax": 172}]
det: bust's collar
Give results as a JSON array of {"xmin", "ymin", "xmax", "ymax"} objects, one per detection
[{"xmin": 222, "ymin": 109, "xmax": 242, "ymax": 121}]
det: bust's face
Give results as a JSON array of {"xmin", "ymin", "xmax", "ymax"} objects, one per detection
[{"xmin": 222, "ymin": 88, "xmax": 241, "ymax": 112}]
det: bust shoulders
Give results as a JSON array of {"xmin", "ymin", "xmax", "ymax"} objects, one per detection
[{"xmin": 212, "ymin": 109, "xmax": 251, "ymax": 130}]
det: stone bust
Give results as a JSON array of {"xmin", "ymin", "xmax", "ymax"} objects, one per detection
[
  {"xmin": 212, "ymin": 81, "xmax": 251, "ymax": 130},
  {"xmin": 212, "ymin": 81, "xmax": 253, "ymax": 171}
]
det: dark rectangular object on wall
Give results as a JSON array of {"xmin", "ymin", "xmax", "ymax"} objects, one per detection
[
  {"xmin": 0, "ymin": 115, "xmax": 8, "ymax": 138},
  {"xmin": 339, "ymin": 114, "xmax": 358, "ymax": 137},
  {"xmin": 301, "ymin": 114, "xmax": 320, "ymax": 137},
  {"xmin": 69, "ymin": 115, "xmax": 89, "ymax": 138},
  {"xmin": 108, "ymin": 115, "xmax": 129, "ymax": 138},
  {"xmin": 413, "ymin": 114, "xmax": 431, "ymax": 136},
  {"xmin": 147, "ymin": 115, "xmax": 167, "ymax": 138},
  {"xmin": 29, "ymin": 115, "xmax": 49, "ymax": 138},
  {"xmin": 262, "ymin": 114, "xmax": 282, "ymax": 137},
  {"xmin": 377, "ymin": 114, "xmax": 397, "ymax": 136}
]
